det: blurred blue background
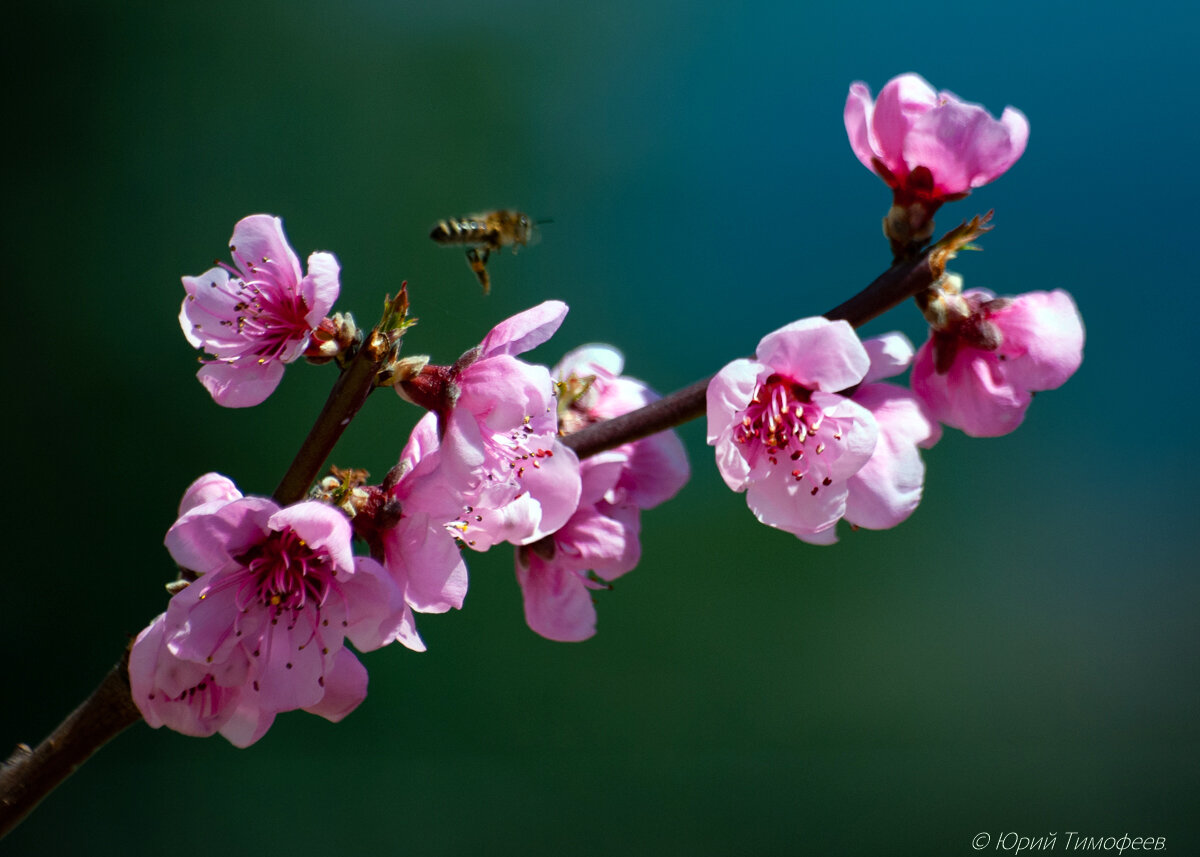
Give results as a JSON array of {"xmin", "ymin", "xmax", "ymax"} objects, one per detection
[{"xmin": 5, "ymin": 1, "xmax": 1196, "ymax": 854}]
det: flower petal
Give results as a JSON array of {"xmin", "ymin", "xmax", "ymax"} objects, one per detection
[
  {"xmin": 196, "ymin": 360, "xmax": 286, "ymax": 408},
  {"xmin": 228, "ymin": 214, "xmax": 302, "ymax": 285},
  {"xmin": 844, "ymin": 82, "xmax": 879, "ymax": 173},
  {"xmin": 515, "ymin": 556, "xmax": 597, "ymax": 642},
  {"xmin": 301, "ymin": 251, "xmax": 341, "ymax": 325},
  {"xmin": 478, "ymin": 300, "xmax": 568, "ymax": 358},
  {"xmin": 301, "ymin": 648, "xmax": 369, "ymax": 723},
  {"xmin": 755, "ymin": 318, "xmax": 869, "ymax": 392}
]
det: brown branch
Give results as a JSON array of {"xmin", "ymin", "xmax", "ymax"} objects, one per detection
[{"xmin": 0, "ymin": 653, "xmax": 142, "ymax": 839}]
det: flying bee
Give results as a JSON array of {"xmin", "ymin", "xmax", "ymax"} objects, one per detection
[{"xmin": 429, "ymin": 210, "xmax": 541, "ymax": 295}]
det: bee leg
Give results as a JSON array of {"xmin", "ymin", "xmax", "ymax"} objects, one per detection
[{"xmin": 465, "ymin": 247, "xmax": 491, "ymax": 295}]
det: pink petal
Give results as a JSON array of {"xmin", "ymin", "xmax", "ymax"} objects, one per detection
[
  {"xmin": 706, "ymin": 359, "xmax": 761, "ymax": 492},
  {"xmin": 301, "ymin": 648, "xmax": 369, "ymax": 723},
  {"xmin": 130, "ymin": 614, "xmax": 238, "ymax": 736},
  {"xmin": 911, "ymin": 341, "xmax": 1030, "ymax": 437},
  {"xmin": 470, "ymin": 443, "xmax": 583, "ymax": 548},
  {"xmin": 755, "ymin": 318, "xmax": 869, "ymax": 392},
  {"xmin": 196, "ymin": 360, "xmax": 286, "ymax": 408},
  {"xmin": 861, "ymin": 332, "xmax": 915, "ymax": 384},
  {"xmin": 340, "ymin": 557, "xmax": 411, "ymax": 652},
  {"xmin": 165, "ymin": 581, "xmax": 246, "ymax": 666},
  {"xmin": 516, "ymin": 442, "xmax": 582, "ymax": 540},
  {"xmin": 746, "ymin": 469, "xmax": 848, "ymax": 536},
  {"xmin": 382, "ymin": 506, "xmax": 469, "ymax": 613},
  {"xmin": 579, "ymin": 452, "xmax": 629, "ymax": 507},
  {"xmin": 616, "ymin": 428, "xmax": 690, "ymax": 509},
  {"xmin": 845, "ymin": 383, "xmax": 939, "ymax": 530},
  {"xmin": 478, "ymin": 300, "xmax": 568, "ymax": 359},
  {"xmin": 516, "ymin": 557, "xmax": 597, "ymax": 642},
  {"xmin": 300, "ymin": 251, "xmax": 341, "ymax": 326},
  {"xmin": 904, "ymin": 94, "xmax": 1029, "ymax": 194},
  {"xmin": 553, "ymin": 343, "xmax": 625, "ymax": 378},
  {"xmin": 179, "ymin": 268, "xmax": 236, "ymax": 349},
  {"xmin": 807, "ymin": 393, "xmax": 880, "ymax": 483},
  {"xmin": 439, "ymin": 407, "xmax": 490, "ymax": 487},
  {"xmin": 844, "ymin": 82, "xmax": 879, "ymax": 172},
  {"xmin": 268, "ymin": 502, "xmax": 354, "ymax": 574},
  {"xmin": 165, "ymin": 496, "xmax": 277, "ymax": 575},
  {"xmin": 457, "ymin": 354, "xmax": 557, "ymax": 435},
  {"xmin": 580, "ymin": 503, "xmax": 641, "ymax": 581},
  {"xmin": 796, "ymin": 526, "xmax": 840, "ymax": 546},
  {"xmin": 228, "ymin": 215, "xmax": 302, "ymax": 285},
  {"xmin": 177, "ymin": 473, "xmax": 242, "ymax": 515},
  {"xmin": 870, "ymin": 73, "xmax": 938, "ymax": 179},
  {"xmin": 991, "ymin": 289, "xmax": 1085, "ymax": 391},
  {"xmin": 218, "ymin": 701, "xmax": 277, "ymax": 749},
  {"xmin": 252, "ymin": 610, "xmax": 333, "ymax": 714}
]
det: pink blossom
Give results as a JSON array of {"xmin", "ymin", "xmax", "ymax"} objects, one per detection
[
  {"xmin": 707, "ymin": 318, "xmax": 878, "ymax": 540},
  {"xmin": 379, "ymin": 412, "xmax": 471, "ymax": 615},
  {"xmin": 911, "ymin": 282, "xmax": 1085, "ymax": 437},
  {"xmin": 515, "ymin": 454, "xmax": 641, "ymax": 642},
  {"xmin": 129, "ymin": 475, "xmax": 411, "ymax": 747},
  {"xmin": 553, "ymin": 344, "xmax": 690, "ymax": 509},
  {"xmin": 180, "ymin": 215, "xmax": 340, "ymax": 407},
  {"xmin": 401, "ymin": 301, "xmax": 582, "ymax": 552},
  {"xmin": 509, "ymin": 345, "xmax": 689, "ymax": 641},
  {"xmin": 844, "ymin": 73, "xmax": 1029, "ymax": 202},
  {"xmin": 801, "ymin": 333, "xmax": 941, "ymax": 544}
]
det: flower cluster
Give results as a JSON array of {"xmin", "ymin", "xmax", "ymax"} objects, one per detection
[
  {"xmin": 142, "ymin": 71, "xmax": 1085, "ymax": 747},
  {"xmin": 702, "ymin": 74, "xmax": 1082, "ymax": 540},
  {"xmin": 140, "ymin": 296, "xmax": 689, "ymax": 743}
]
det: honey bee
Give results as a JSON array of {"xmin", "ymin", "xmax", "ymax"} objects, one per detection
[{"xmin": 429, "ymin": 210, "xmax": 538, "ymax": 294}]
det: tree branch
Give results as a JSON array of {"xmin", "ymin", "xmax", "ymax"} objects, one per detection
[{"xmin": 0, "ymin": 653, "xmax": 142, "ymax": 839}]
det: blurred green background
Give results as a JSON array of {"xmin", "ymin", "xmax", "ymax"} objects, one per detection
[{"xmin": 6, "ymin": 1, "xmax": 1196, "ymax": 854}]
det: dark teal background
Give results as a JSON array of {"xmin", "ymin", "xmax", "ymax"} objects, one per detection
[{"xmin": 6, "ymin": 1, "xmax": 1196, "ymax": 854}]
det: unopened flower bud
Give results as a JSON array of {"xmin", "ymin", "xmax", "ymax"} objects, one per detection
[
  {"xmin": 305, "ymin": 312, "xmax": 361, "ymax": 365},
  {"xmin": 395, "ymin": 363, "xmax": 457, "ymax": 413}
]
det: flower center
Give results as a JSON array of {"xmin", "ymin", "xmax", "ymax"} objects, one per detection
[
  {"xmin": 235, "ymin": 528, "xmax": 336, "ymax": 616},
  {"xmin": 733, "ymin": 374, "xmax": 843, "ymax": 494},
  {"xmin": 216, "ymin": 255, "xmax": 312, "ymax": 361}
]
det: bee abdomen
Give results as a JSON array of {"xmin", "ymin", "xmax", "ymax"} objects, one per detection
[{"xmin": 430, "ymin": 218, "xmax": 494, "ymax": 246}]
